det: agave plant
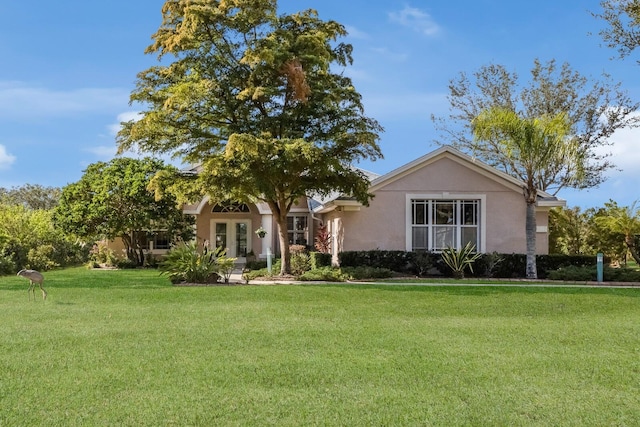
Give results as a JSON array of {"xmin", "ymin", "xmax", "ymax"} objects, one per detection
[{"xmin": 441, "ymin": 242, "xmax": 482, "ymax": 279}]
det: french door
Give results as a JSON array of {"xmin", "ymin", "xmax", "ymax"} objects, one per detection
[{"xmin": 212, "ymin": 220, "xmax": 251, "ymax": 259}]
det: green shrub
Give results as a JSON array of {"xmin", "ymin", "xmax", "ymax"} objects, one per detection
[
  {"xmin": 216, "ymin": 255, "xmax": 237, "ymax": 283},
  {"xmin": 89, "ymin": 242, "xmax": 118, "ymax": 267},
  {"xmin": 26, "ymin": 245, "xmax": 59, "ymax": 271},
  {"xmin": 475, "ymin": 252, "xmax": 504, "ymax": 278},
  {"xmin": 341, "ymin": 266, "xmax": 393, "ymax": 280},
  {"xmin": 299, "ymin": 267, "xmax": 346, "ymax": 282},
  {"xmin": 115, "ymin": 258, "xmax": 139, "ymax": 269},
  {"xmin": 547, "ymin": 265, "xmax": 640, "ymax": 282},
  {"xmin": 339, "ymin": 250, "xmax": 412, "ymax": 272},
  {"xmin": 408, "ymin": 251, "xmax": 437, "ymax": 277},
  {"xmin": 290, "ymin": 251, "xmax": 311, "ymax": 276},
  {"xmin": 160, "ymin": 241, "xmax": 219, "ymax": 284},
  {"xmin": 441, "ymin": 243, "xmax": 481, "ymax": 279},
  {"xmin": 309, "ymin": 252, "xmax": 332, "ymax": 269},
  {"xmin": 547, "ymin": 265, "xmax": 596, "ymax": 281},
  {"xmin": 0, "ymin": 254, "xmax": 15, "ymax": 275},
  {"xmin": 246, "ymin": 260, "xmax": 267, "ymax": 270}
]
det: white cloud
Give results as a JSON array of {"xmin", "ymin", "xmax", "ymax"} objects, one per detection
[
  {"xmin": 108, "ymin": 111, "xmax": 143, "ymax": 136},
  {"xmin": 345, "ymin": 25, "xmax": 369, "ymax": 40},
  {"xmin": 389, "ymin": 6, "xmax": 440, "ymax": 36},
  {"xmin": 0, "ymin": 144, "xmax": 16, "ymax": 170},
  {"xmin": 85, "ymin": 145, "xmax": 118, "ymax": 160},
  {"xmin": 0, "ymin": 81, "xmax": 129, "ymax": 120}
]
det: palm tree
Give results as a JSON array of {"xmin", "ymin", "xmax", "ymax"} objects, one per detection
[
  {"xmin": 472, "ymin": 107, "xmax": 583, "ymax": 279},
  {"xmin": 595, "ymin": 200, "xmax": 640, "ymax": 264}
]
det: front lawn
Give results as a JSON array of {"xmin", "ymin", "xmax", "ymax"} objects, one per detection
[{"xmin": 1, "ymin": 268, "xmax": 639, "ymax": 425}]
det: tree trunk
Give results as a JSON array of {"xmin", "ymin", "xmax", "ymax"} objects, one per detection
[
  {"xmin": 525, "ymin": 198, "xmax": 538, "ymax": 279},
  {"xmin": 274, "ymin": 213, "xmax": 291, "ymax": 275},
  {"xmin": 624, "ymin": 234, "xmax": 640, "ymax": 265}
]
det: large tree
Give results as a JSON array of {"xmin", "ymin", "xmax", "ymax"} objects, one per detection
[
  {"xmin": 0, "ymin": 184, "xmax": 61, "ymax": 210},
  {"xmin": 472, "ymin": 108, "xmax": 581, "ymax": 279},
  {"xmin": 593, "ymin": 0, "xmax": 640, "ymax": 62},
  {"xmin": 53, "ymin": 157, "xmax": 194, "ymax": 266},
  {"xmin": 117, "ymin": 0, "xmax": 382, "ymax": 275},
  {"xmin": 595, "ymin": 199, "xmax": 640, "ymax": 264},
  {"xmin": 549, "ymin": 206, "xmax": 594, "ymax": 255},
  {"xmin": 432, "ymin": 59, "xmax": 639, "ymax": 195}
]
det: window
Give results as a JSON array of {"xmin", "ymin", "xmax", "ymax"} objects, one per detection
[
  {"xmin": 410, "ymin": 199, "xmax": 480, "ymax": 251},
  {"xmin": 287, "ymin": 215, "xmax": 308, "ymax": 246},
  {"xmin": 212, "ymin": 202, "xmax": 250, "ymax": 213},
  {"xmin": 133, "ymin": 231, "xmax": 170, "ymax": 250}
]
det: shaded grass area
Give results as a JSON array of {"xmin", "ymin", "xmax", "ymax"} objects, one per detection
[{"xmin": 1, "ymin": 268, "xmax": 639, "ymax": 425}]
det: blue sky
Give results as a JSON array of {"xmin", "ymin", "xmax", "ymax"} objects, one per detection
[{"xmin": 0, "ymin": 0, "xmax": 638, "ymax": 209}]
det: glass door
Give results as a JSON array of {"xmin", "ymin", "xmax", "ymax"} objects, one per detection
[
  {"xmin": 235, "ymin": 222, "xmax": 248, "ymax": 257},
  {"xmin": 212, "ymin": 220, "xmax": 251, "ymax": 258},
  {"xmin": 214, "ymin": 223, "xmax": 227, "ymax": 254}
]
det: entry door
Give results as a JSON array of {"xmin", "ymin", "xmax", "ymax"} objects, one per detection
[{"xmin": 212, "ymin": 220, "xmax": 250, "ymax": 258}]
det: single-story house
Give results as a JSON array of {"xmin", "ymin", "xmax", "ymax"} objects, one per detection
[{"xmin": 174, "ymin": 145, "xmax": 565, "ymax": 263}]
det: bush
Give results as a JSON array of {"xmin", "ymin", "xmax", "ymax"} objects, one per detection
[
  {"xmin": 89, "ymin": 242, "xmax": 118, "ymax": 267},
  {"xmin": 309, "ymin": 252, "xmax": 332, "ymax": 269},
  {"xmin": 547, "ymin": 265, "xmax": 597, "ymax": 281},
  {"xmin": 299, "ymin": 267, "xmax": 346, "ymax": 282},
  {"xmin": 440, "ymin": 243, "xmax": 481, "ymax": 279},
  {"xmin": 547, "ymin": 265, "xmax": 640, "ymax": 282},
  {"xmin": 341, "ymin": 266, "xmax": 393, "ymax": 280},
  {"xmin": 216, "ymin": 255, "xmax": 236, "ymax": 283},
  {"xmin": 160, "ymin": 241, "xmax": 219, "ymax": 284},
  {"xmin": 26, "ymin": 245, "xmax": 59, "ymax": 271},
  {"xmin": 474, "ymin": 252, "xmax": 504, "ymax": 278},
  {"xmin": 290, "ymin": 251, "xmax": 311, "ymax": 276},
  {"xmin": 246, "ymin": 260, "xmax": 267, "ymax": 270},
  {"xmin": 116, "ymin": 258, "xmax": 139, "ymax": 269},
  {"xmin": 0, "ymin": 254, "xmax": 15, "ymax": 275},
  {"xmin": 408, "ymin": 251, "xmax": 438, "ymax": 277},
  {"xmin": 339, "ymin": 250, "xmax": 412, "ymax": 272}
]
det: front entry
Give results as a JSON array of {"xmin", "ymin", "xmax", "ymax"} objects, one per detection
[{"xmin": 211, "ymin": 220, "xmax": 251, "ymax": 260}]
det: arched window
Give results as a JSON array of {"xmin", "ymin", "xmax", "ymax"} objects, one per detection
[{"xmin": 212, "ymin": 202, "xmax": 251, "ymax": 213}]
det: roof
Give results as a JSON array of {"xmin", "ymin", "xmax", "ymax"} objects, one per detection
[{"xmin": 312, "ymin": 145, "xmax": 566, "ymax": 212}]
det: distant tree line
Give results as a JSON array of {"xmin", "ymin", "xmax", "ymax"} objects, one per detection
[
  {"xmin": 549, "ymin": 200, "xmax": 640, "ymax": 265},
  {"xmin": 0, "ymin": 184, "xmax": 86, "ymax": 274}
]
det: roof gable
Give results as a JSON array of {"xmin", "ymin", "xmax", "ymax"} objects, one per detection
[
  {"xmin": 369, "ymin": 145, "xmax": 559, "ymax": 201},
  {"xmin": 312, "ymin": 145, "xmax": 565, "ymax": 212}
]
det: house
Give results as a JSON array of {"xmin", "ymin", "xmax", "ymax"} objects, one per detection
[{"xmin": 181, "ymin": 146, "xmax": 565, "ymax": 263}]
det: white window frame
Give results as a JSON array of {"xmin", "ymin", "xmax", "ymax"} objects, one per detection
[
  {"xmin": 405, "ymin": 194, "xmax": 486, "ymax": 253},
  {"xmin": 287, "ymin": 214, "xmax": 309, "ymax": 246}
]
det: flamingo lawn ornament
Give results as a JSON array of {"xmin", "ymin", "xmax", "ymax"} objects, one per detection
[{"xmin": 17, "ymin": 269, "xmax": 47, "ymax": 301}]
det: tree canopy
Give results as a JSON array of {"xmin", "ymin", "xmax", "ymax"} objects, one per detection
[
  {"xmin": 432, "ymin": 58, "xmax": 639, "ymax": 195},
  {"xmin": 53, "ymin": 157, "xmax": 194, "ymax": 266},
  {"xmin": 0, "ymin": 184, "xmax": 61, "ymax": 210},
  {"xmin": 593, "ymin": 0, "xmax": 640, "ymax": 62},
  {"xmin": 472, "ymin": 107, "xmax": 578, "ymax": 279},
  {"xmin": 595, "ymin": 199, "xmax": 640, "ymax": 264},
  {"xmin": 117, "ymin": 0, "xmax": 382, "ymax": 274}
]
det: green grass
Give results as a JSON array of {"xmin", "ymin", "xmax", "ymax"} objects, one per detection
[{"xmin": 1, "ymin": 268, "xmax": 640, "ymax": 426}]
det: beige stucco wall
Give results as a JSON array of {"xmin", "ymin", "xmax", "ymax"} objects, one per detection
[
  {"xmin": 191, "ymin": 198, "xmax": 316, "ymax": 257},
  {"xmin": 193, "ymin": 201, "xmax": 264, "ymax": 256},
  {"xmin": 330, "ymin": 156, "xmax": 551, "ymax": 255}
]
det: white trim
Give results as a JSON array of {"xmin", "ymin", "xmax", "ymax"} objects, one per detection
[
  {"xmin": 537, "ymin": 199, "xmax": 566, "ymax": 207},
  {"xmin": 183, "ymin": 197, "xmax": 274, "ymax": 215},
  {"xmin": 259, "ymin": 214, "xmax": 273, "ymax": 258},
  {"xmin": 405, "ymin": 193, "xmax": 487, "ymax": 253}
]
